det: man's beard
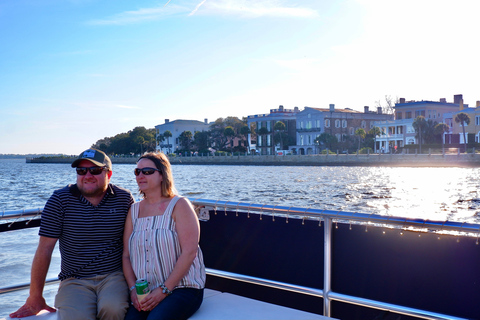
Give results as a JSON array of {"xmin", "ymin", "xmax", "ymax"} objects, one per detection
[{"xmin": 78, "ymin": 181, "xmax": 108, "ymax": 198}]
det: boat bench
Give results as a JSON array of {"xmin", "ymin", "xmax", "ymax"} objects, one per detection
[{"xmin": 3, "ymin": 289, "xmax": 334, "ymax": 320}]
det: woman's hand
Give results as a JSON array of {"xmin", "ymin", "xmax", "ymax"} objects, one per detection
[
  {"xmin": 130, "ymin": 290, "xmax": 141, "ymax": 311},
  {"xmin": 139, "ymin": 287, "xmax": 167, "ymax": 311}
]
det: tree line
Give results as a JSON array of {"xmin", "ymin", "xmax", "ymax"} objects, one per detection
[
  {"xmin": 90, "ymin": 113, "xmax": 472, "ymax": 156},
  {"xmin": 91, "ymin": 117, "xmax": 253, "ymax": 155}
]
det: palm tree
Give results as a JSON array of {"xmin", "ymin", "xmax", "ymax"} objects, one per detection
[
  {"xmin": 368, "ymin": 126, "xmax": 382, "ymax": 153},
  {"xmin": 163, "ymin": 130, "xmax": 172, "ymax": 153},
  {"xmin": 412, "ymin": 116, "xmax": 427, "ymax": 153},
  {"xmin": 273, "ymin": 121, "xmax": 286, "ymax": 151},
  {"xmin": 224, "ymin": 126, "xmax": 235, "ymax": 153},
  {"xmin": 454, "ymin": 112, "xmax": 471, "ymax": 153},
  {"xmin": 355, "ymin": 128, "xmax": 366, "ymax": 152},
  {"xmin": 434, "ymin": 123, "xmax": 450, "ymax": 153}
]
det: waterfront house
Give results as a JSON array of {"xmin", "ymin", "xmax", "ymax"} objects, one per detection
[
  {"xmin": 155, "ymin": 119, "xmax": 210, "ymax": 154},
  {"xmin": 374, "ymin": 95, "xmax": 463, "ymax": 153},
  {"xmin": 292, "ymin": 104, "xmax": 392, "ymax": 155},
  {"xmin": 246, "ymin": 105, "xmax": 300, "ymax": 155},
  {"xmin": 444, "ymin": 101, "xmax": 480, "ymax": 145}
]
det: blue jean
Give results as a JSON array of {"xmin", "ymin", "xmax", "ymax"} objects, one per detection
[{"xmin": 124, "ymin": 288, "xmax": 204, "ymax": 320}]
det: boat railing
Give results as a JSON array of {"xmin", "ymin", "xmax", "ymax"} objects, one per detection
[{"xmin": 1, "ymin": 199, "xmax": 479, "ymax": 320}]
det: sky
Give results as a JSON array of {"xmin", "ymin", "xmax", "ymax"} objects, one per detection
[{"xmin": 1, "ymin": 0, "xmax": 480, "ymax": 155}]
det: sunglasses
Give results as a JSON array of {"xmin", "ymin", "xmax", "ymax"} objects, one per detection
[
  {"xmin": 134, "ymin": 167, "xmax": 161, "ymax": 176},
  {"xmin": 76, "ymin": 167, "xmax": 107, "ymax": 176}
]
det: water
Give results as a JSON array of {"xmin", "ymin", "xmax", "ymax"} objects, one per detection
[{"xmin": 1, "ymin": 159, "xmax": 480, "ymax": 317}]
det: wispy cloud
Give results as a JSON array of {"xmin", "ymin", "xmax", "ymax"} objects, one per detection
[
  {"xmin": 86, "ymin": 0, "xmax": 318, "ymax": 25},
  {"xmin": 193, "ymin": 0, "xmax": 319, "ymax": 18},
  {"xmin": 86, "ymin": 6, "xmax": 183, "ymax": 25},
  {"xmin": 189, "ymin": 0, "xmax": 207, "ymax": 16}
]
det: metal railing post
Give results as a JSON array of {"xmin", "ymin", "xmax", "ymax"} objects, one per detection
[{"xmin": 323, "ymin": 216, "xmax": 332, "ymax": 317}]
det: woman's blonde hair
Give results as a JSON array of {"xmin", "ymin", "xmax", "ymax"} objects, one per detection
[{"xmin": 137, "ymin": 152, "xmax": 177, "ymax": 198}]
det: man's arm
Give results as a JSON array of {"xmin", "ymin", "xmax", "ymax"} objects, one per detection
[{"xmin": 9, "ymin": 236, "xmax": 58, "ymax": 318}]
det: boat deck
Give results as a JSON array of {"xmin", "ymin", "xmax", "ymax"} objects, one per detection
[{"xmin": 2, "ymin": 289, "xmax": 334, "ymax": 320}]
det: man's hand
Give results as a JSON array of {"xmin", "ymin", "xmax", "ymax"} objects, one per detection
[{"xmin": 9, "ymin": 296, "xmax": 56, "ymax": 318}]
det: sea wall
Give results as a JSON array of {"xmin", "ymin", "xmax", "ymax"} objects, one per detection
[{"xmin": 26, "ymin": 153, "xmax": 480, "ymax": 167}]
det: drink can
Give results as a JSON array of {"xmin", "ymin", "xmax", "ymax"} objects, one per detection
[{"xmin": 135, "ymin": 279, "xmax": 150, "ymax": 295}]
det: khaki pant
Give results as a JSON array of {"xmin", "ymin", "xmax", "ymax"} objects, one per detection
[{"xmin": 55, "ymin": 271, "xmax": 129, "ymax": 320}]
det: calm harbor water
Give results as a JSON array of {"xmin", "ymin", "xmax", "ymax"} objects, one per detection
[{"xmin": 1, "ymin": 159, "xmax": 480, "ymax": 317}]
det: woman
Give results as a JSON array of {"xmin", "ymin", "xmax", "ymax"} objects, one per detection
[{"xmin": 123, "ymin": 152, "xmax": 206, "ymax": 320}]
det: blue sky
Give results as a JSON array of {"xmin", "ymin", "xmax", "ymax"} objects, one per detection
[{"xmin": 1, "ymin": 0, "xmax": 479, "ymax": 154}]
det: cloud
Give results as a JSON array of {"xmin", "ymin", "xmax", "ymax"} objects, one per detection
[
  {"xmin": 86, "ymin": 0, "xmax": 318, "ymax": 25},
  {"xmin": 193, "ymin": 0, "xmax": 319, "ymax": 18},
  {"xmin": 189, "ymin": 0, "xmax": 207, "ymax": 16},
  {"xmin": 86, "ymin": 6, "xmax": 184, "ymax": 25}
]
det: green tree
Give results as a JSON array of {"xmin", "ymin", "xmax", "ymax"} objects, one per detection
[
  {"xmin": 455, "ymin": 112, "xmax": 471, "ymax": 153},
  {"xmin": 239, "ymin": 125, "xmax": 251, "ymax": 152},
  {"xmin": 434, "ymin": 123, "xmax": 450, "ymax": 153},
  {"xmin": 412, "ymin": 116, "xmax": 427, "ymax": 153},
  {"xmin": 273, "ymin": 121, "xmax": 287, "ymax": 150},
  {"xmin": 424, "ymin": 119, "xmax": 438, "ymax": 144},
  {"xmin": 209, "ymin": 118, "xmax": 229, "ymax": 151},
  {"xmin": 224, "ymin": 126, "xmax": 235, "ymax": 153},
  {"xmin": 193, "ymin": 131, "xmax": 209, "ymax": 153},
  {"xmin": 368, "ymin": 126, "xmax": 382, "ymax": 153},
  {"xmin": 163, "ymin": 130, "xmax": 173, "ymax": 153},
  {"xmin": 355, "ymin": 128, "xmax": 366, "ymax": 151},
  {"xmin": 178, "ymin": 131, "xmax": 193, "ymax": 153},
  {"xmin": 315, "ymin": 133, "xmax": 338, "ymax": 151}
]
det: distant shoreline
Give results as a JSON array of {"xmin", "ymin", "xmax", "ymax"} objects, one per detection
[{"xmin": 25, "ymin": 153, "xmax": 480, "ymax": 167}]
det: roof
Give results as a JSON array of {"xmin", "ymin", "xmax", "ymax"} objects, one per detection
[{"xmin": 307, "ymin": 107, "xmax": 362, "ymax": 114}]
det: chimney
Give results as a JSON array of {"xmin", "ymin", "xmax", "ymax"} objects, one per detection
[
  {"xmin": 329, "ymin": 104, "xmax": 335, "ymax": 112},
  {"xmin": 377, "ymin": 107, "xmax": 383, "ymax": 114},
  {"xmin": 204, "ymin": 118, "xmax": 208, "ymax": 124},
  {"xmin": 399, "ymin": 98, "xmax": 405, "ymax": 104},
  {"xmin": 165, "ymin": 119, "xmax": 169, "ymax": 123},
  {"xmin": 476, "ymin": 101, "xmax": 480, "ymax": 108},
  {"xmin": 294, "ymin": 107, "xmax": 299, "ymax": 112},
  {"xmin": 279, "ymin": 105, "xmax": 284, "ymax": 111},
  {"xmin": 454, "ymin": 94, "xmax": 463, "ymax": 104},
  {"xmin": 440, "ymin": 98, "xmax": 446, "ymax": 103},
  {"xmin": 364, "ymin": 106, "xmax": 369, "ymax": 113}
]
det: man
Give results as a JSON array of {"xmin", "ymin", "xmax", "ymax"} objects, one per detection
[{"xmin": 10, "ymin": 149, "xmax": 134, "ymax": 320}]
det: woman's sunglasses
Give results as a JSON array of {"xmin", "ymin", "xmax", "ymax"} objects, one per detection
[
  {"xmin": 134, "ymin": 167, "xmax": 161, "ymax": 176},
  {"xmin": 76, "ymin": 167, "xmax": 107, "ymax": 176}
]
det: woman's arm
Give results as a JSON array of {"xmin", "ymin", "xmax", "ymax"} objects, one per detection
[{"xmin": 122, "ymin": 207, "xmax": 140, "ymax": 310}]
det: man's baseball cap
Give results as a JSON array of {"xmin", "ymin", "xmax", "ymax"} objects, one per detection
[{"xmin": 71, "ymin": 148, "xmax": 112, "ymax": 170}]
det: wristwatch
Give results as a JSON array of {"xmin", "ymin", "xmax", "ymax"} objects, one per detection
[{"xmin": 160, "ymin": 283, "xmax": 173, "ymax": 295}]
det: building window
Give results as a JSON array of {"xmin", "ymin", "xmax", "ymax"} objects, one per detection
[
  {"xmin": 342, "ymin": 120, "xmax": 347, "ymax": 128},
  {"xmin": 307, "ymin": 121, "xmax": 312, "ymax": 129},
  {"xmin": 396, "ymin": 112, "xmax": 403, "ymax": 120},
  {"xmin": 415, "ymin": 110, "xmax": 425, "ymax": 117},
  {"xmin": 361, "ymin": 120, "xmax": 366, "ymax": 128},
  {"xmin": 325, "ymin": 119, "xmax": 330, "ymax": 128},
  {"xmin": 308, "ymin": 135, "xmax": 311, "ymax": 144},
  {"xmin": 405, "ymin": 111, "xmax": 412, "ymax": 119},
  {"xmin": 476, "ymin": 116, "xmax": 480, "ymax": 126},
  {"xmin": 300, "ymin": 135, "xmax": 304, "ymax": 146},
  {"xmin": 335, "ymin": 120, "xmax": 340, "ymax": 128},
  {"xmin": 300, "ymin": 121, "xmax": 304, "ymax": 129},
  {"xmin": 316, "ymin": 120, "xmax": 321, "ymax": 129},
  {"xmin": 349, "ymin": 127, "xmax": 354, "ymax": 135},
  {"xmin": 336, "ymin": 133, "xmax": 341, "ymax": 141}
]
